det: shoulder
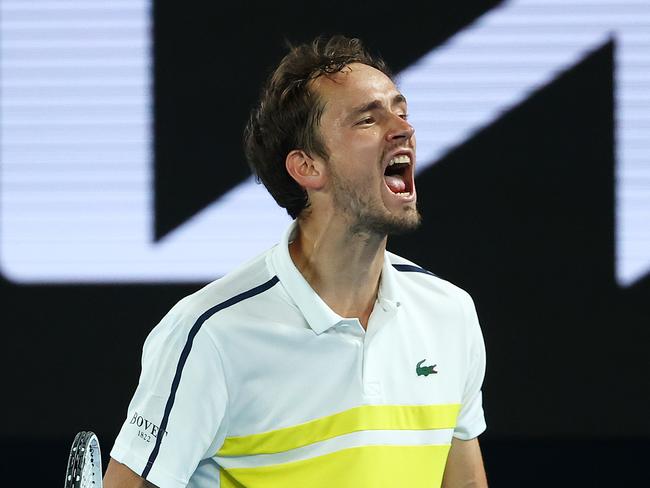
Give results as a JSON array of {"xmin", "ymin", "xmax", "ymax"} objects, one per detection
[
  {"xmin": 145, "ymin": 249, "xmax": 279, "ymax": 348},
  {"xmin": 385, "ymin": 251, "xmax": 479, "ymax": 332},
  {"xmin": 386, "ymin": 252, "xmax": 483, "ymax": 348},
  {"xmin": 387, "ymin": 251, "xmax": 473, "ymax": 303}
]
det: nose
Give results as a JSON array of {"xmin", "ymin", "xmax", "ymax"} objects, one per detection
[{"xmin": 386, "ymin": 113, "xmax": 415, "ymax": 142}]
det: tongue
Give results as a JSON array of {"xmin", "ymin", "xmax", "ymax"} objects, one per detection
[{"xmin": 384, "ymin": 175, "xmax": 406, "ymax": 193}]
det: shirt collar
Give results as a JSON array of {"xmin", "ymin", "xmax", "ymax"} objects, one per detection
[
  {"xmin": 377, "ymin": 251, "xmax": 401, "ymax": 312},
  {"xmin": 270, "ymin": 221, "xmax": 402, "ymax": 334},
  {"xmin": 271, "ymin": 221, "xmax": 343, "ymax": 334}
]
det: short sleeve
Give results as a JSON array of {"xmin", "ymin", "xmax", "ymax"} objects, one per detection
[
  {"xmin": 453, "ymin": 291, "xmax": 487, "ymax": 440},
  {"xmin": 110, "ymin": 311, "xmax": 229, "ymax": 488}
]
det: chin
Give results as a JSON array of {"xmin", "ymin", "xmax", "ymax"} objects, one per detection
[
  {"xmin": 353, "ymin": 208, "xmax": 422, "ymax": 237},
  {"xmin": 387, "ymin": 212, "xmax": 422, "ymax": 236}
]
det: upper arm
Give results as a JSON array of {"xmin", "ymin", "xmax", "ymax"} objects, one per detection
[
  {"xmin": 454, "ymin": 291, "xmax": 487, "ymax": 440},
  {"xmin": 103, "ymin": 458, "xmax": 158, "ymax": 488},
  {"xmin": 109, "ymin": 313, "xmax": 229, "ymax": 486},
  {"xmin": 442, "ymin": 437, "xmax": 488, "ymax": 488}
]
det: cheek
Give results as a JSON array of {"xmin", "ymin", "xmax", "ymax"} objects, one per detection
[
  {"xmin": 345, "ymin": 133, "xmax": 383, "ymax": 165},
  {"xmin": 326, "ymin": 130, "xmax": 384, "ymax": 178}
]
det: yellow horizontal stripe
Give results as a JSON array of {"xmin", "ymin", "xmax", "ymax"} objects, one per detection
[
  {"xmin": 220, "ymin": 444, "xmax": 451, "ymax": 488},
  {"xmin": 218, "ymin": 403, "xmax": 460, "ymax": 456}
]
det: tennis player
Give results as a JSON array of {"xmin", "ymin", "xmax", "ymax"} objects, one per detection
[{"xmin": 104, "ymin": 35, "xmax": 488, "ymax": 488}]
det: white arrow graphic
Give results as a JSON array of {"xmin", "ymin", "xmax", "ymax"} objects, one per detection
[{"xmin": 1, "ymin": 0, "xmax": 648, "ymax": 284}]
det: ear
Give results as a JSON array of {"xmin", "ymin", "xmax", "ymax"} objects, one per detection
[{"xmin": 285, "ymin": 149, "xmax": 326, "ymax": 190}]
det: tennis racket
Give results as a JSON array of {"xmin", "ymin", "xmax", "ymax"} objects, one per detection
[{"xmin": 64, "ymin": 431, "xmax": 103, "ymax": 488}]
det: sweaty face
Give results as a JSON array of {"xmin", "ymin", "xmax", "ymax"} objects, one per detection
[{"xmin": 314, "ymin": 63, "xmax": 421, "ymax": 236}]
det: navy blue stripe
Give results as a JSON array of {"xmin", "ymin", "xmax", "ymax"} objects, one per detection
[
  {"xmin": 392, "ymin": 263, "xmax": 437, "ymax": 277},
  {"xmin": 141, "ymin": 275, "xmax": 280, "ymax": 479}
]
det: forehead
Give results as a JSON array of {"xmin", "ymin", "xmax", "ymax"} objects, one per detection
[{"xmin": 313, "ymin": 63, "xmax": 402, "ymax": 118}]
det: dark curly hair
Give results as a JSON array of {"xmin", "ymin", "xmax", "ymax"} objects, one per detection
[{"xmin": 243, "ymin": 35, "xmax": 391, "ymax": 219}]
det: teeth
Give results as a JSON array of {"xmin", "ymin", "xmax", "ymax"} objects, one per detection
[
  {"xmin": 395, "ymin": 192, "xmax": 410, "ymax": 196},
  {"xmin": 388, "ymin": 154, "xmax": 411, "ymax": 166}
]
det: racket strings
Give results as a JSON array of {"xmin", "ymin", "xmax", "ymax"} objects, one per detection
[{"xmin": 65, "ymin": 431, "xmax": 103, "ymax": 488}]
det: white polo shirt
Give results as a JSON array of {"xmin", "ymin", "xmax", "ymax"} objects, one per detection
[{"xmin": 111, "ymin": 221, "xmax": 486, "ymax": 488}]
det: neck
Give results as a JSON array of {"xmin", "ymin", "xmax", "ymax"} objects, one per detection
[{"xmin": 289, "ymin": 215, "xmax": 386, "ymax": 330}]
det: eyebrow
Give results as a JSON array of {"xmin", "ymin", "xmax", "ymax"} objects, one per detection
[{"xmin": 349, "ymin": 93, "xmax": 407, "ymax": 119}]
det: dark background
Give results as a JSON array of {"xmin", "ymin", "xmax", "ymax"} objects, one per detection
[{"xmin": 2, "ymin": 1, "xmax": 649, "ymax": 486}]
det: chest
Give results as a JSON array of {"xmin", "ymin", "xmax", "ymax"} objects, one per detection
[{"xmin": 217, "ymin": 309, "xmax": 468, "ymax": 436}]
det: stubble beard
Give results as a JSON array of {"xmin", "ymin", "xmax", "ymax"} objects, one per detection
[{"xmin": 329, "ymin": 167, "xmax": 422, "ymax": 237}]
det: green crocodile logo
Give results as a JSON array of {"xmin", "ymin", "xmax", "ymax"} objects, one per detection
[{"xmin": 416, "ymin": 359, "xmax": 437, "ymax": 377}]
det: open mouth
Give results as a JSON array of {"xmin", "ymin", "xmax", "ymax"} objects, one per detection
[{"xmin": 383, "ymin": 153, "xmax": 413, "ymax": 196}]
